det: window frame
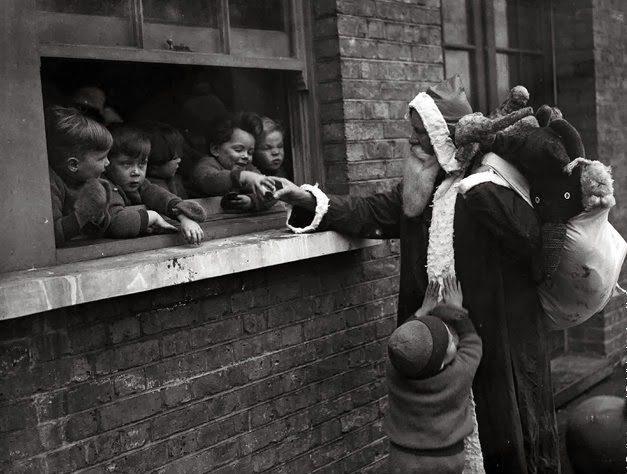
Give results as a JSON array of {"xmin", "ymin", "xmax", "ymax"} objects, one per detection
[
  {"xmin": 442, "ymin": 0, "xmax": 555, "ymax": 114},
  {"xmin": 1, "ymin": 0, "xmax": 322, "ymax": 274}
]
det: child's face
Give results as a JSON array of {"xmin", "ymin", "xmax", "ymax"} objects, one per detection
[
  {"xmin": 211, "ymin": 128, "xmax": 255, "ymax": 170},
  {"xmin": 254, "ymin": 130, "xmax": 284, "ymax": 172},
  {"xmin": 440, "ymin": 325, "xmax": 458, "ymax": 369},
  {"xmin": 106, "ymin": 153, "xmax": 148, "ymax": 193},
  {"xmin": 71, "ymin": 149, "xmax": 110, "ymax": 181},
  {"xmin": 148, "ymin": 154, "xmax": 181, "ymax": 179}
]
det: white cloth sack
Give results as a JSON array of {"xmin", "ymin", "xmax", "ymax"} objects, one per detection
[{"xmin": 539, "ymin": 208, "xmax": 627, "ymax": 330}]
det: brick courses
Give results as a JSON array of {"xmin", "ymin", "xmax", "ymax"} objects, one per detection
[
  {"xmin": 554, "ymin": 0, "xmax": 627, "ymax": 361},
  {"xmin": 1, "ymin": 1, "xmax": 625, "ymax": 472},
  {"xmin": 0, "ymin": 244, "xmax": 399, "ymax": 473}
]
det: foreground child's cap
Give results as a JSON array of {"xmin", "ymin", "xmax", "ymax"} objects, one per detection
[{"xmin": 387, "ymin": 315, "xmax": 449, "ymax": 379}]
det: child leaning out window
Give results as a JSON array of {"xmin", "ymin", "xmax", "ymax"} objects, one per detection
[
  {"xmin": 185, "ymin": 111, "xmax": 277, "ymax": 211},
  {"xmin": 45, "ymin": 106, "xmax": 113, "ymax": 246},
  {"xmin": 104, "ymin": 124, "xmax": 206, "ymax": 244},
  {"xmin": 253, "ymin": 117, "xmax": 288, "ymax": 178}
]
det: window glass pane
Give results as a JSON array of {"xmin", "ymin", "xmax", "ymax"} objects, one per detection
[
  {"xmin": 37, "ymin": 0, "xmax": 128, "ymax": 16},
  {"xmin": 494, "ymin": 0, "xmax": 511, "ymax": 49},
  {"xmin": 496, "ymin": 53, "xmax": 550, "ymax": 109},
  {"xmin": 444, "ymin": 50, "xmax": 475, "ymax": 108},
  {"xmin": 229, "ymin": 0, "xmax": 291, "ymax": 57},
  {"xmin": 36, "ymin": 0, "xmax": 133, "ymax": 46},
  {"xmin": 516, "ymin": 0, "xmax": 544, "ymax": 50},
  {"xmin": 518, "ymin": 55, "xmax": 550, "ymax": 108},
  {"xmin": 495, "ymin": 53, "xmax": 513, "ymax": 104},
  {"xmin": 495, "ymin": 0, "xmax": 544, "ymax": 50},
  {"xmin": 142, "ymin": 0, "xmax": 220, "ymax": 52},
  {"xmin": 143, "ymin": 0, "xmax": 218, "ymax": 27},
  {"xmin": 442, "ymin": 0, "xmax": 471, "ymax": 44},
  {"xmin": 229, "ymin": 0, "xmax": 286, "ymax": 31}
]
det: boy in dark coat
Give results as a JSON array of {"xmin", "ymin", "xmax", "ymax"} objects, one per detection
[
  {"xmin": 386, "ymin": 276, "xmax": 482, "ymax": 474},
  {"xmin": 274, "ymin": 76, "xmax": 560, "ymax": 473},
  {"xmin": 104, "ymin": 124, "xmax": 206, "ymax": 244},
  {"xmin": 45, "ymin": 106, "xmax": 113, "ymax": 245}
]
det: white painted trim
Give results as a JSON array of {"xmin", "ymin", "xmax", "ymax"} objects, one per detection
[{"xmin": 0, "ymin": 230, "xmax": 380, "ymax": 320}]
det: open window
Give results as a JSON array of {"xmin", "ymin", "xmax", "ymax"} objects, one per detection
[{"xmin": 2, "ymin": 0, "xmax": 321, "ymax": 272}]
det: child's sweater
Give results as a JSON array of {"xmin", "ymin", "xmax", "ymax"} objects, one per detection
[
  {"xmin": 385, "ymin": 310, "xmax": 482, "ymax": 452},
  {"xmin": 186, "ymin": 155, "xmax": 270, "ymax": 211},
  {"xmin": 49, "ymin": 167, "xmax": 110, "ymax": 245},
  {"xmin": 105, "ymin": 178, "xmax": 183, "ymax": 238}
]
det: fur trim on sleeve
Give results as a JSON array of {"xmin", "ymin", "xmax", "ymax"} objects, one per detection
[{"xmin": 286, "ymin": 184, "xmax": 330, "ymax": 234}]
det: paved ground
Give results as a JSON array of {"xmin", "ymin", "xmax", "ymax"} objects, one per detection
[{"xmin": 556, "ymin": 362, "xmax": 625, "ymax": 474}]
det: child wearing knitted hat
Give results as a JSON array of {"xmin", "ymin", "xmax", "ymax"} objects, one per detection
[{"xmin": 385, "ymin": 276, "xmax": 482, "ymax": 474}]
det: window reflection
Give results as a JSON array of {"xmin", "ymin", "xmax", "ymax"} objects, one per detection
[
  {"xmin": 143, "ymin": 0, "xmax": 218, "ymax": 27},
  {"xmin": 445, "ymin": 50, "xmax": 474, "ymax": 103},
  {"xmin": 229, "ymin": 0, "xmax": 286, "ymax": 31},
  {"xmin": 495, "ymin": 0, "xmax": 542, "ymax": 50},
  {"xmin": 442, "ymin": 0, "xmax": 471, "ymax": 44},
  {"xmin": 37, "ymin": 0, "xmax": 128, "ymax": 17}
]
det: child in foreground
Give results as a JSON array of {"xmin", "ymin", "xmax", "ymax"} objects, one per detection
[
  {"xmin": 385, "ymin": 276, "xmax": 482, "ymax": 474},
  {"xmin": 253, "ymin": 117, "xmax": 288, "ymax": 178},
  {"xmin": 45, "ymin": 106, "xmax": 113, "ymax": 245},
  {"xmin": 186, "ymin": 111, "xmax": 277, "ymax": 211},
  {"xmin": 104, "ymin": 124, "xmax": 206, "ymax": 244}
]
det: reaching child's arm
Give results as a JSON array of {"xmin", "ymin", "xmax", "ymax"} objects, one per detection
[
  {"xmin": 433, "ymin": 275, "xmax": 482, "ymax": 375},
  {"xmin": 139, "ymin": 180, "xmax": 206, "ymax": 244},
  {"xmin": 50, "ymin": 173, "xmax": 110, "ymax": 244},
  {"xmin": 239, "ymin": 170, "xmax": 277, "ymax": 198},
  {"xmin": 176, "ymin": 214, "xmax": 204, "ymax": 244},
  {"xmin": 189, "ymin": 156, "xmax": 243, "ymax": 196},
  {"xmin": 413, "ymin": 280, "xmax": 440, "ymax": 319}
]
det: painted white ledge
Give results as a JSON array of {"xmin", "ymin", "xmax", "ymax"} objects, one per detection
[{"xmin": 0, "ymin": 230, "xmax": 381, "ymax": 321}]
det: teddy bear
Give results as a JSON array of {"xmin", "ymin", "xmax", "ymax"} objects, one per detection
[{"xmin": 455, "ymin": 97, "xmax": 623, "ymax": 329}]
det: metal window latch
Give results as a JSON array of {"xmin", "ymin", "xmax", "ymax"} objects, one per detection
[{"xmin": 165, "ymin": 39, "xmax": 192, "ymax": 52}]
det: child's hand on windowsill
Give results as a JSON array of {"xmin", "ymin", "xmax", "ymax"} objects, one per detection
[
  {"xmin": 177, "ymin": 214, "xmax": 204, "ymax": 245},
  {"xmin": 147, "ymin": 210, "xmax": 177, "ymax": 234}
]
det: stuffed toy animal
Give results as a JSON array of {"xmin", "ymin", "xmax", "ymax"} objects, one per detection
[
  {"xmin": 477, "ymin": 103, "xmax": 624, "ymax": 329},
  {"xmin": 490, "ymin": 108, "xmax": 618, "ymax": 277},
  {"xmin": 488, "ymin": 85, "xmax": 530, "ymax": 119}
]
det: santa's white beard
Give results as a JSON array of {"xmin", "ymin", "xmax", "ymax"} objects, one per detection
[{"xmin": 402, "ymin": 145, "xmax": 441, "ymax": 217}]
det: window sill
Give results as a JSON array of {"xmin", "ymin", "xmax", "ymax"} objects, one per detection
[{"xmin": 0, "ymin": 230, "xmax": 382, "ymax": 321}]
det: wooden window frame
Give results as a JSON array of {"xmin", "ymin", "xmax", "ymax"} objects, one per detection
[
  {"xmin": 442, "ymin": 0, "xmax": 555, "ymax": 114},
  {"xmin": 1, "ymin": 0, "xmax": 322, "ymax": 274}
]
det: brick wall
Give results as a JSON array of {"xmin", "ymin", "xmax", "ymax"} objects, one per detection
[
  {"xmin": 314, "ymin": 0, "xmax": 444, "ymax": 197},
  {"xmin": 0, "ymin": 1, "xmax": 450, "ymax": 470},
  {"xmin": 554, "ymin": 0, "xmax": 627, "ymax": 361},
  {"xmin": 0, "ymin": 246, "xmax": 401, "ymax": 473}
]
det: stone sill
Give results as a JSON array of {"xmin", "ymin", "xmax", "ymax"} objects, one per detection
[{"xmin": 0, "ymin": 230, "xmax": 382, "ymax": 321}]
